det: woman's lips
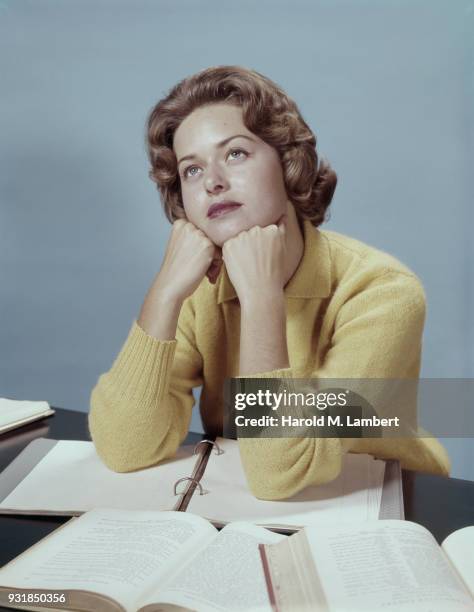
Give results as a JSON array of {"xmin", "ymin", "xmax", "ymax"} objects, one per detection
[{"xmin": 207, "ymin": 203, "xmax": 242, "ymax": 219}]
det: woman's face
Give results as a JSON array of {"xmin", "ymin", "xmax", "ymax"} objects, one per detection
[{"xmin": 173, "ymin": 103, "xmax": 289, "ymax": 247}]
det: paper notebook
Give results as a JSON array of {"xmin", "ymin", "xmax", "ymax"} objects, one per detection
[
  {"xmin": 0, "ymin": 399, "xmax": 55, "ymax": 435},
  {"xmin": 0, "ymin": 437, "xmax": 403, "ymax": 532}
]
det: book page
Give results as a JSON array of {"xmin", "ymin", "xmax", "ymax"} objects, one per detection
[
  {"xmin": 305, "ymin": 520, "xmax": 473, "ymax": 611},
  {"xmin": 443, "ymin": 526, "xmax": 474, "ymax": 595},
  {"xmin": 137, "ymin": 522, "xmax": 284, "ymax": 612},
  {"xmin": 0, "ymin": 508, "xmax": 217, "ymax": 612},
  {"xmin": 0, "ymin": 441, "xmax": 200, "ymax": 514},
  {"xmin": 188, "ymin": 439, "xmax": 385, "ymax": 527}
]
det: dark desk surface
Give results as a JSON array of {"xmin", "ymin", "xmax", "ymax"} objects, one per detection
[{"xmin": 1, "ymin": 408, "xmax": 473, "ymax": 572}]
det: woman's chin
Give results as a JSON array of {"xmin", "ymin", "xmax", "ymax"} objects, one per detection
[
  {"xmin": 206, "ymin": 220, "xmax": 251, "ymax": 247},
  {"xmin": 205, "ymin": 213, "xmax": 281, "ymax": 246}
]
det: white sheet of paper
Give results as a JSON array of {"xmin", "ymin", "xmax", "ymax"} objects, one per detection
[
  {"xmin": 0, "ymin": 441, "xmax": 199, "ymax": 513},
  {"xmin": 0, "ymin": 398, "xmax": 54, "ymax": 433},
  {"xmin": 187, "ymin": 439, "xmax": 386, "ymax": 527}
]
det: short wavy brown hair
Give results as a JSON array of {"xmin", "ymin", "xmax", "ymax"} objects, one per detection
[{"xmin": 147, "ymin": 66, "xmax": 337, "ymax": 227}]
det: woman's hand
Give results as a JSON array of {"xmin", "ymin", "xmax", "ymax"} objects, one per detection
[
  {"xmin": 138, "ymin": 219, "xmax": 221, "ymax": 339},
  {"xmin": 222, "ymin": 217, "xmax": 287, "ymax": 307},
  {"xmin": 154, "ymin": 219, "xmax": 222, "ymax": 303}
]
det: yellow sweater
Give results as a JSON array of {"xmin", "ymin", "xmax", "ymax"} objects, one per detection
[{"xmin": 89, "ymin": 221, "xmax": 450, "ymax": 500}]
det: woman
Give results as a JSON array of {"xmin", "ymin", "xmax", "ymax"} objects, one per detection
[{"xmin": 89, "ymin": 66, "xmax": 450, "ymax": 500}]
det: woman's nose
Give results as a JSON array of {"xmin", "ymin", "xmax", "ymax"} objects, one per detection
[{"xmin": 204, "ymin": 165, "xmax": 229, "ymax": 194}]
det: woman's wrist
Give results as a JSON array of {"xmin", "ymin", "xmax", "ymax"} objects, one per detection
[
  {"xmin": 138, "ymin": 289, "xmax": 183, "ymax": 340},
  {"xmin": 239, "ymin": 288, "xmax": 285, "ymax": 312},
  {"xmin": 239, "ymin": 292, "xmax": 289, "ymax": 375}
]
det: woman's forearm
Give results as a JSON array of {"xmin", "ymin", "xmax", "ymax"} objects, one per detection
[
  {"xmin": 138, "ymin": 219, "xmax": 220, "ymax": 341},
  {"xmin": 137, "ymin": 283, "xmax": 183, "ymax": 340},
  {"xmin": 239, "ymin": 294, "xmax": 289, "ymax": 375}
]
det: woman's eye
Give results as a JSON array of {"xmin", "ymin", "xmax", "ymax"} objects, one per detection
[
  {"xmin": 182, "ymin": 150, "xmax": 247, "ymax": 179},
  {"xmin": 183, "ymin": 166, "xmax": 201, "ymax": 179},
  {"xmin": 228, "ymin": 148, "xmax": 247, "ymax": 160}
]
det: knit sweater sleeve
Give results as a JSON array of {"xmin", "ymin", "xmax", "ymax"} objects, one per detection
[
  {"xmin": 237, "ymin": 271, "xmax": 430, "ymax": 500},
  {"xmin": 88, "ymin": 297, "xmax": 203, "ymax": 472}
]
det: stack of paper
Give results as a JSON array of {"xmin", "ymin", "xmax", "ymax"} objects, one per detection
[
  {"xmin": 0, "ymin": 398, "xmax": 54, "ymax": 435},
  {"xmin": 188, "ymin": 439, "xmax": 387, "ymax": 527},
  {"xmin": 0, "ymin": 437, "xmax": 401, "ymax": 530}
]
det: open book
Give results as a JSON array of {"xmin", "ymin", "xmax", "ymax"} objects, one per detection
[
  {"xmin": 0, "ymin": 507, "xmax": 283, "ymax": 612},
  {"xmin": 0, "ymin": 437, "xmax": 402, "ymax": 530},
  {"xmin": 260, "ymin": 520, "xmax": 474, "ymax": 611},
  {"xmin": 0, "ymin": 399, "xmax": 54, "ymax": 435}
]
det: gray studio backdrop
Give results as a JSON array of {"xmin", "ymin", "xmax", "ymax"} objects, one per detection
[{"xmin": 1, "ymin": 1, "xmax": 473, "ymax": 478}]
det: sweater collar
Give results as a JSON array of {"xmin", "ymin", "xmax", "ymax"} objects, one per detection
[{"xmin": 216, "ymin": 220, "xmax": 332, "ymax": 304}]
